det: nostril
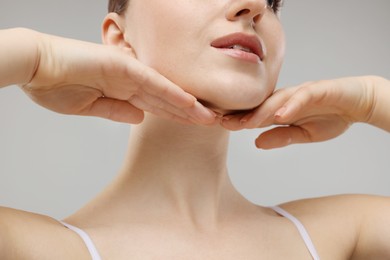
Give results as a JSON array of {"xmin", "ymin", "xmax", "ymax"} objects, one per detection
[
  {"xmin": 253, "ymin": 14, "xmax": 261, "ymax": 23},
  {"xmin": 235, "ymin": 9, "xmax": 250, "ymax": 17}
]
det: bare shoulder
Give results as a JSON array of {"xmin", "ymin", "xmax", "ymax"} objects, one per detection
[
  {"xmin": 0, "ymin": 206, "xmax": 90, "ymax": 260},
  {"xmin": 279, "ymin": 194, "xmax": 390, "ymax": 259},
  {"xmin": 281, "ymin": 193, "xmax": 390, "ymax": 216}
]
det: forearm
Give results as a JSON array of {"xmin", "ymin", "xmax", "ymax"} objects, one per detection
[
  {"xmin": 366, "ymin": 76, "xmax": 390, "ymax": 132},
  {"xmin": 0, "ymin": 28, "xmax": 40, "ymax": 88}
]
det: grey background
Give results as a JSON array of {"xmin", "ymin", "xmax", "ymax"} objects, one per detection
[{"xmin": 0, "ymin": 1, "xmax": 389, "ymax": 219}]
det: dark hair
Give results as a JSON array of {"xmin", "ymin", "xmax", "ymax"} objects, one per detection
[{"xmin": 108, "ymin": 0, "xmax": 129, "ymax": 14}]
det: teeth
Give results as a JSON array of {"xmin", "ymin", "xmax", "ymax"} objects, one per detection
[{"xmin": 229, "ymin": 44, "xmax": 253, "ymax": 53}]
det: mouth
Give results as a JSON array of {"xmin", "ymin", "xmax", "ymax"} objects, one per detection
[{"xmin": 210, "ymin": 32, "xmax": 265, "ymax": 63}]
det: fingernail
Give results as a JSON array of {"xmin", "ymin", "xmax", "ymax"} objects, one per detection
[
  {"xmin": 191, "ymin": 102, "xmax": 216, "ymax": 123},
  {"xmin": 186, "ymin": 94, "xmax": 197, "ymax": 104},
  {"xmin": 214, "ymin": 112, "xmax": 223, "ymax": 118},
  {"xmin": 221, "ymin": 117, "xmax": 230, "ymax": 126},
  {"xmin": 222, "ymin": 115, "xmax": 234, "ymax": 121},
  {"xmin": 206, "ymin": 108, "xmax": 217, "ymax": 118},
  {"xmin": 240, "ymin": 112, "xmax": 254, "ymax": 125},
  {"xmin": 275, "ymin": 106, "xmax": 287, "ymax": 118}
]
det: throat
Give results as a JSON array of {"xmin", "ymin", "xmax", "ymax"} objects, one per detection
[
  {"xmin": 126, "ymin": 114, "xmax": 230, "ymax": 171},
  {"xmin": 110, "ymin": 115, "xmax": 245, "ymax": 227}
]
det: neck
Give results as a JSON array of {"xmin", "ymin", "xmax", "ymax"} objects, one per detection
[{"xmin": 105, "ymin": 114, "xmax": 253, "ymax": 229}]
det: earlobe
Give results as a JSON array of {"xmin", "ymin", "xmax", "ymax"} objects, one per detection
[{"xmin": 102, "ymin": 13, "xmax": 131, "ymax": 49}]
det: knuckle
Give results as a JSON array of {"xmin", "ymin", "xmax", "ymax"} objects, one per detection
[
  {"xmin": 301, "ymin": 127, "xmax": 315, "ymax": 142},
  {"xmin": 136, "ymin": 66, "xmax": 170, "ymax": 97},
  {"xmin": 135, "ymin": 65, "xmax": 151, "ymax": 88}
]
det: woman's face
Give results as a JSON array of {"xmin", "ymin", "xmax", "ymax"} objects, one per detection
[{"xmin": 123, "ymin": 0, "xmax": 285, "ymax": 114}]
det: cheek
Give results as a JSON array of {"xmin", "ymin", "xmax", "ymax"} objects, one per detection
[
  {"xmin": 125, "ymin": 3, "xmax": 175, "ymax": 64},
  {"xmin": 128, "ymin": 21, "xmax": 204, "ymax": 96},
  {"xmin": 264, "ymin": 23, "xmax": 286, "ymax": 81},
  {"xmin": 126, "ymin": 1, "xmax": 199, "ymax": 69}
]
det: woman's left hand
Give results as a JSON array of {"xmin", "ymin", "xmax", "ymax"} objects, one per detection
[{"xmin": 221, "ymin": 76, "xmax": 377, "ymax": 149}]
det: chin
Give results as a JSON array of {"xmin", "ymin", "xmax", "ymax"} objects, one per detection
[
  {"xmin": 194, "ymin": 70, "xmax": 272, "ymax": 113},
  {"xmin": 153, "ymin": 62, "xmax": 275, "ymax": 114},
  {"xmin": 207, "ymin": 83, "xmax": 272, "ymax": 114},
  {"xmin": 197, "ymin": 89, "xmax": 269, "ymax": 116}
]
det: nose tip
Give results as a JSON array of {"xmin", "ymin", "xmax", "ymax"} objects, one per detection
[{"xmin": 226, "ymin": 0, "xmax": 267, "ymax": 25}]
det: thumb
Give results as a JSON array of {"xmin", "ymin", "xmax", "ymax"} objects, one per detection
[{"xmin": 255, "ymin": 126, "xmax": 311, "ymax": 149}]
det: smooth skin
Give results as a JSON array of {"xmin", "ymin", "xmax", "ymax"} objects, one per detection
[
  {"xmin": 222, "ymin": 76, "xmax": 390, "ymax": 147},
  {"xmin": 1, "ymin": 1, "xmax": 390, "ymax": 259},
  {"xmin": 0, "ymin": 28, "xmax": 216, "ymax": 125}
]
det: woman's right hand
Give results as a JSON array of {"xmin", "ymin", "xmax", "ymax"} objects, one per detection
[{"xmin": 1, "ymin": 28, "xmax": 216, "ymax": 124}]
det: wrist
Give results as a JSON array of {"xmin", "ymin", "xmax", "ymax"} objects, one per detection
[
  {"xmin": 18, "ymin": 28, "xmax": 42, "ymax": 86},
  {"xmin": 364, "ymin": 75, "xmax": 390, "ymax": 131},
  {"xmin": 0, "ymin": 28, "xmax": 41, "ymax": 87}
]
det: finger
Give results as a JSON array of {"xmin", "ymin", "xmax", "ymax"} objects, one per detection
[
  {"xmin": 220, "ymin": 112, "xmax": 248, "ymax": 131},
  {"xmin": 183, "ymin": 101, "xmax": 217, "ymax": 125},
  {"xmin": 102, "ymin": 49, "xmax": 216, "ymax": 123},
  {"xmin": 135, "ymin": 91, "xmax": 216, "ymax": 125},
  {"xmin": 82, "ymin": 97, "xmax": 144, "ymax": 124},
  {"xmin": 244, "ymin": 81, "xmax": 322, "ymax": 128},
  {"xmin": 223, "ymin": 83, "xmax": 313, "ymax": 130},
  {"xmin": 242, "ymin": 87, "xmax": 300, "ymax": 129},
  {"xmin": 130, "ymin": 92, "xmax": 189, "ymax": 118},
  {"xmin": 136, "ymin": 67, "xmax": 216, "ymax": 123},
  {"xmin": 129, "ymin": 95, "xmax": 199, "ymax": 125},
  {"xmin": 273, "ymin": 81, "xmax": 333, "ymax": 124},
  {"xmin": 136, "ymin": 65, "xmax": 198, "ymax": 108},
  {"xmin": 255, "ymin": 125, "xmax": 312, "ymax": 149},
  {"xmin": 105, "ymin": 51, "xmax": 198, "ymax": 109},
  {"xmin": 137, "ymin": 94, "xmax": 216, "ymax": 125}
]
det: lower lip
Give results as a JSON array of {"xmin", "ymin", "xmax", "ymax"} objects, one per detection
[{"xmin": 214, "ymin": 48, "xmax": 261, "ymax": 64}]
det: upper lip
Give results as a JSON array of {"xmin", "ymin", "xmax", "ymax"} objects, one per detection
[{"xmin": 210, "ymin": 32, "xmax": 265, "ymax": 61}]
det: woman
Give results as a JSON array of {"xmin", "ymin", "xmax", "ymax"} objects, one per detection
[{"xmin": 1, "ymin": 0, "xmax": 389, "ymax": 259}]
